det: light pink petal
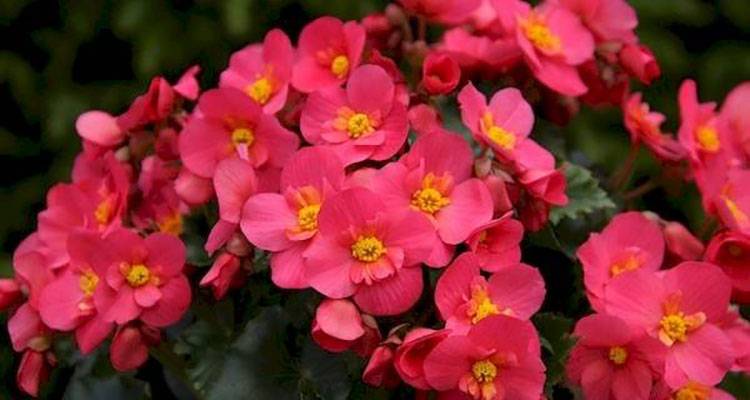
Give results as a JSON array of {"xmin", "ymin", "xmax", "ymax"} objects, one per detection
[
  {"xmin": 300, "ymin": 88, "xmax": 348, "ymax": 144},
  {"xmin": 316, "ymin": 299, "xmax": 365, "ymax": 340},
  {"xmin": 405, "ymin": 129, "xmax": 474, "ymax": 182},
  {"xmin": 255, "ymin": 114, "xmax": 300, "ymax": 168},
  {"xmin": 144, "ymin": 233, "xmax": 185, "ymax": 277},
  {"xmin": 280, "ymin": 146, "xmax": 345, "ymax": 191},
  {"xmin": 174, "ymin": 65, "xmax": 201, "ymax": 100},
  {"xmin": 270, "ymin": 242, "xmax": 310, "ymax": 289},
  {"xmin": 436, "ymin": 179, "xmax": 493, "ymax": 244},
  {"xmin": 178, "ymin": 118, "xmax": 231, "ymax": 178},
  {"xmin": 76, "ymin": 111, "xmax": 124, "ymax": 146},
  {"xmin": 488, "ymin": 88, "xmax": 534, "ymax": 139},
  {"xmin": 435, "ymin": 253, "xmax": 481, "ymax": 320},
  {"xmin": 487, "ymin": 263, "xmax": 545, "ymax": 320},
  {"xmin": 533, "ymin": 59, "xmax": 588, "ymax": 97},
  {"xmin": 240, "ymin": 193, "xmax": 296, "ymax": 251},
  {"xmin": 353, "ymin": 266, "xmax": 423, "ymax": 316},
  {"xmin": 546, "ymin": 5, "xmax": 594, "ymax": 65},
  {"xmin": 669, "ymin": 324, "xmax": 734, "ymax": 387},
  {"xmin": 38, "ymin": 273, "xmax": 85, "ymax": 330},
  {"xmin": 140, "ymin": 275, "xmax": 191, "ymax": 328},
  {"xmin": 303, "ymin": 236, "xmax": 357, "ymax": 298},
  {"xmin": 134, "ymin": 285, "xmax": 162, "ymax": 308},
  {"xmin": 75, "ymin": 315, "xmax": 114, "ymax": 354},
  {"xmin": 205, "ymin": 220, "xmax": 237, "ymax": 255},
  {"xmin": 347, "ymin": 65, "xmax": 394, "ymax": 115},
  {"xmin": 380, "ymin": 210, "xmax": 437, "ymax": 266},
  {"xmin": 213, "ymin": 158, "xmax": 258, "ymax": 223},
  {"xmin": 663, "ymin": 262, "xmax": 731, "ymax": 322}
]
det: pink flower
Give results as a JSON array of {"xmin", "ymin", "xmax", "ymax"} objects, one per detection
[
  {"xmin": 466, "ymin": 215, "xmax": 524, "ymax": 272},
  {"xmin": 398, "ymin": 0, "xmax": 482, "ymax": 25},
  {"xmin": 705, "ymin": 231, "xmax": 750, "ymax": 297},
  {"xmin": 110, "ymin": 324, "xmax": 160, "ymax": 372},
  {"xmin": 421, "ymin": 52, "xmax": 461, "ymax": 95},
  {"xmin": 435, "ymin": 253, "xmax": 545, "ymax": 335},
  {"xmin": 394, "ymin": 328, "xmax": 451, "ymax": 390},
  {"xmin": 179, "ymin": 87, "xmax": 299, "ymax": 178},
  {"xmin": 491, "ymin": 0, "xmax": 594, "ymax": 96},
  {"xmin": 713, "ymin": 169, "xmax": 750, "ymax": 236},
  {"xmin": 566, "ymin": 314, "xmax": 665, "ymax": 400},
  {"xmin": 220, "ymin": 29, "xmax": 294, "ymax": 113},
  {"xmin": 619, "ymin": 44, "xmax": 661, "ymax": 85},
  {"xmin": 17, "ymin": 350, "xmax": 54, "ymax": 397},
  {"xmin": 558, "ymin": 0, "xmax": 637, "ymax": 44},
  {"xmin": 76, "ymin": 110, "xmax": 124, "ymax": 147},
  {"xmin": 577, "ymin": 212, "xmax": 665, "ymax": 311},
  {"xmin": 651, "ymin": 381, "xmax": 735, "ymax": 400},
  {"xmin": 677, "ymin": 80, "xmax": 733, "ymax": 163},
  {"xmin": 720, "ymin": 82, "xmax": 750, "ymax": 157},
  {"xmin": 9, "ymin": 302, "xmax": 51, "ymax": 353},
  {"xmin": 363, "ymin": 345, "xmax": 401, "ymax": 389},
  {"xmin": 458, "ymin": 83, "xmax": 534, "ymax": 161},
  {"xmin": 300, "ymin": 65, "xmax": 408, "ymax": 166},
  {"xmin": 291, "ymin": 17, "xmax": 365, "ymax": 93},
  {"xmin": 623, "ymin": 93, "xmax": 686, "ymax": 162},
  {"xmin": 83, "ymin": 228, "xmax": 191, "ymax": 327},
  {"xmin": 241, "ymin": 146, "xmax": 345, "ymax": 289},
  {"xmin": 604, "ymin": 262, "xmax": 734, "ymax": 387},
  {"xmin": 439, "ymin": 28, "xmax": 522, "ymax": 72},
  {"xmin": 175, "ymin": 167, "xmax": 214, "ymax": 206},
  {"xmin": 311, "ymin": 298, "xmax": 381, "ymax": 356},
  {"xmin": 0, "ymin": 278, "xmax": 21, "ymax": 311},
  {"xmin": 303, "ymin": 187, "xmax": 435, "ymax": 316},
  {"xmin": 662, "ymin": 221, "xmax": 705, "ymax": 266},
  {"xmin": 367, "ymin": 130, "xmax": 493, "ymax": 266},
  {"xmin": 423, "ymin": 315, "xmax": 545, "ymax": 400},
  {"xmin": 199, "ymin": 252, "xmax": 245, "ymax": 300}
]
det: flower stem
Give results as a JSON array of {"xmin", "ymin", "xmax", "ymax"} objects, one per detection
[{"xmin": 150, "ymin": 342, "xmax": 204, "ymax": 400}]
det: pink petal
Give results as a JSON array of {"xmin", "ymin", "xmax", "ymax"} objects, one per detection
[
  {"xmin": 404, "ymin": 130, "xmax": 474, "ymax": 183},
  {"xmin": 280, "ymin": 146, "xmax": 345, "ymax": 191},
  {"xmin": 435, "ymin": 253, "xmax": 480, "ymax": 321},
  {"xmin": 487, "ymin": 263, "xmax": 545, "ymax": 320},
  {"xmin": 270, "ymin": 242, "xmax": 310, "ymax": 289},
  {"xmin": 573, "ymin": 313, "xmax": 634, "ymax": 347},
  {"xmin": 315, "ymin": 299, "xmax": 365, "ymax": 341},
  {"xmin": 346, "ymin": 65, "xmax": 395, "ymax": 115},
  {"xmin": 532, "ymin": 59, "xmax": 588, "ymax": 97},
  {"xmin": 380, "ymin": 209, "xmax": 437, "ymax": 266},
  {"xmin": 300, "ymin": 88, "xmax": 348, "ymax": 145},
  {"xmin": 604, "ymin": 269, "xmax": 665, "ymax": 334},
  {"xmin": 140, "ymin": 275, "xmax": 191, "ymax": 328},
  {"xmin": 488, "ymin": 87, "xmax": 534, "ymax": 139},
  {"xmin": 38, "ymin": 273, "xmax": 85, "ymax": 330},
  {"xmin": 240, "ymin": 193, "xmax": 297, "ymax": 251},
  {"xmin": 663, "ymin": 262, "xmax": 732, "ymax": 322},
  {"xmin": 205, "ymin": 220, "xmax": 237, "ymax": 255},
  {"xmin": 368, "ymin": 104, "xmax": 409, "ymax": 161},
  {"xmin": 436, "ymin": 179, "xmax": 493, "ymax": 244},
  {"xmin": 255, "ymin": 114, "xmax": 300, "ymax": 168},
  {"xmin": 110, "ymin": 326, "xmax": 148, "ymax": 372},
  {"xmin": 423, "ymin": 335, "xmax": 478, "ymax": 390},
  {"xmin": 75, "ymin": 315, "xmax": 113, "ymax": 354},
  {"xmin": 353, "ymin": 266, "xmax": 423, "ymax": 316},
  {"xmin": 144, "ymin": 233, "xmax": 186, "ymax": 278},
  {"xmin": 102, "ymin": 287, "xmax": 141, "ymax": 325},
  {"xmin": 134, "ymin": 285, "xmax": 162, "ymax": 308},
  {"xmin": 669, "ymin": 324, "xmax": 734, "ymax": 387},
  {"xmin": 214, "ymin": 158, "xmax": 258, "ymax": 223},
  {"xmin": 178, "ymin": 118, "xmax": 231, "ymax": 178},
  {"xmin": 303, "ymin": 236, "xmax": 357, "ymax": 299},
  {"xmin": 76, "ymin": 111, "xmax": 124, "ymax": 146}
]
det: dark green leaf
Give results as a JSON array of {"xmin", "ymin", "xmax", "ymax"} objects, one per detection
[{"xmin": 550, "ymin": 163, "xmax": 615, "ymax": 225}]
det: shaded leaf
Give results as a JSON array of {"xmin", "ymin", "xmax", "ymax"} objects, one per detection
[{"xmin": 550, "ymin": 163, "xmax": 615, "ymax": 225}]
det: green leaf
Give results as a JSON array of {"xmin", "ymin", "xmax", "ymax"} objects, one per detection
[
  {"xmin": 532, "ymin": 313, "xmax": 577, "ymax": 396},
  {"xmin": 721, "ymin": 372, "xmax": 750, "ymax": 398},
  {"xmin": 62, "ymin": 350, "xmax": 148, "ymax": 400},
  {"xmin": 550, "ymin": 163, "xmax": 615, "ymax": 225},
  {"xmin": 298, "ymin": 339, "xmax": 351, "ymax": 400}
]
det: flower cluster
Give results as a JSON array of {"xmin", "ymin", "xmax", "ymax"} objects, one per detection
[{"xmin": 2, "ymin": 0, "xmax": 748, "ymax": 398}]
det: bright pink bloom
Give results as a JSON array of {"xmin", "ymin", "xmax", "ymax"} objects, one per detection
[
  {"xmin": 423, "ymin": 315, "xmax": 545, "ymax": 400},
  {"xmin": 12, "ymin": 235, "xmax": 55, "ymax": 309},
  {"xmin": 458, "ymin": 83, "xmax": 534, "ymax": 161},
  {"xmin": 220, "ymin": 29, "xmax": 294, "ymax": 113},
  {"xmin": 579, "ymin": 60, "xmax": 630, "ymax": 107},
  {"xmin": 651, "ymin": 381, "xmax": 735, "ymax": 400},
  {"xmin": 83, "ymin": 229, "xmax": 191, "ymax": 327},
  {"xmin": 604, "ymin": 262, "xmax": 734, "ymax": 387},
  {"xmin": 179, "ymin": 87, "xmax": 299, "ymax": 178},
  {"xmin": 421, "ymin": 52, "xmax": 461, "ymax": 95},
  {"xmin": 624, "ymin": 93, "xmax": 685, "ymax": 162},
  {"xmin": 76, "ymin": 110, "xmax": 124, "ymax": 147},
  {"xmin": 435, "ymin": 253, "xmax": 545, "ymax": 335},
  {"xmin": 110, "ymin": 324, "xmax": 160, "ymax": 372},
  {"xmin": 713, "ymin": 169, "xmax": 750, "ymax": 236},
  {"xmin": 311, "ymin": 298, "xmax": 380, "ymax": 356},
  {"xmin": 466, "ymin": 216, "xmax": 524, "ymax": 272},
  {"xmin": 705, "ymin": 231, "xmax": 750, "ymax": 297},
  {"xmin": 518, "ymin": 167, "xmax": 568, "ymax": 206},
  {"xmin": 662, "ymin": 221, "xmax": 704, "ymax": 266},
  {"xmin": 199, "ymin": 252, "xmax": 244, "ymax": 300},
  {"xmin": 291, "ymin": 17, "xmax": 365, "ymax": 93},
  {"xmin": 566, "ymin": 314, "xmax": 665, "ymax": 400},
  {"xmin": 577, "ymin": 212, "xmax": 665, "ymax": 311},
  {"xmin": 408, "ymin": 104, "xmax": 442, "ymax": 136},
  {"xmin": 677, "ymin": 80, "xmax": 733, "ymax": 163},
  {"xmin": 175, "ymin": 167, "xmax": 214, "ymax": 206},
  {"xmin": 718, "ymin": 308, "xmax": 750, "ymax": 372},
  {"xmin": 303, "ymin": 187, "xmax": 434, "ymax": 316},
  {"xmin": 439, "ymin": 28, "xmax": 522, "ymax": 71},
  {"xmin": 300, "ymin": 65, "xmax": 408, "ymax": 166},
  {"xmin": 619, "ymin": 44, "xmax": 661, "ymax": 85},
  {"xmin": 367, "ymin": 130, "xmax": 493, "ymax": 266},
  {"xmin": 398, "ymin": 0, "xmax": 481, "ymax": 25},
  {"xmin": 9, "ymin": 302, "xmax": 51, "ymax": 353},
  {"xmin": 17, "ymin": 350, "xmax": 54, "ymax": 398},
  {"xmin": 491, "ymin": 0, "xmax": 595, "ymax": 96},
  {"xmin": 559, "ymin": 0, "xmax": 637, "ymax": 44},
  {"xmin": 363, "ymin": 345, "xmax": 401, "ymax": 389},
  {"xmin": 721, "ymin": 82, "xmax": 750, "ymax": 157},
  {"xmin": 394, "ymin": 328, "xmax": 451, "ymax": 390},
  {"xmin": 241, "ymin": 146, "xmax": 345, "ymax": 289}
]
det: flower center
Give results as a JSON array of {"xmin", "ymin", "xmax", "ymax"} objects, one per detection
[
  {"xmin": 123, "ymin": 263, "xmax": 151, "ymax": 287},
  {"xmin": 347, "ymin": 113, "xmax": 374, "ymax": 138},
  {"xmin": 482, "ymin": 112, "xmax": 516, "ymax": 150},
  {"xmin": 522, "ymin": 16, "xmax": 561, "ymax": 53},
  {"xmin": 330, "ymin": 55, "xmax": 350, "ymax": 78},
  {"xmin": 94, "ymin": 199, "xmax": 113, "ymax": 226},
  {"xmin": 297, "ymin": 204, "xmax": 321, "ymax": 231},
  {"xmin": 609, "ymin": 252, "xmax": 643, "ymax": 277},
  {"xmin": 351, "ymin": 235, "xmax": 387, "ymax": 263},
  {"xmin": 468, "ymin": 287, "xmax": 501, "ymax": 324},
  {"xmin": 245, "ymin": 77, "xmax": 273, "ymax": 105},
  {"xmin": 608, "ymin": 346, "xmax": 628, "ymax": 365},
  {"xmin": 79, "ymin": 270, "xmax": 99, "ymax": 297},
  {"xmin": 471, "ymin": 360, "xmax": 497, "ymax": 384},
  {"xmin": 673, "ymin": 382, "xmax": 711, "ymax": 400},
  {"xmin": 157, "ymin": 212, "xmax": 183, "ymax": 236},
  {"xmin": 695, "ymin": 125, "xmax": 720, "ymax": 152},
  {"xmin": 231, "ymin": 127, "xmax": 255, "ymax": 146},
  {"xmin": 411, "ymin": 173, "xmax": 452, "ymax": 214},
  {"xmin": 721, "ymin": 194, "xmax": 749, "ymax": 226}
]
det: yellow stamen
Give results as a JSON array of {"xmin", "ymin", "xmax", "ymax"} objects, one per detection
[
  {"xmin": 297, "ymin": 204, "xmax": 321, "ymax": 231},
  {"xmin": 157, "ymin": 213, "xmax": 183, "ymax": 236},
  {"xmin": 245, "ymin": 77, "xmax": 273, "ymax": 105},
  {"xmin": 610, "ymin": 253, "xmax": 642, "ymax": 277},
  {"xmin": 330, "ymin": 55, "xmax": 350, "ymax": 78},
  {"xmin": 482, "ymin": 112, "xmax": 516, "ymax": 150},
  {"xmin": 346, "ymin": 113, "xmax": 373, "ymax": 138},
  {"xmin": 78, "ymin": 270, "xmax": 99, "ymax": 297},
  {"xmin": 608, "ymin": 346, "xmax": 628, "ymax": 365},
  {"xmin": 468, "ymin": 286, "xmax": 501, "ymax": 324},
  {"xmin": 695, "ymin": 125, "xmax": 720, "ymax": 153},
  {"xmin": 471, "ymin": 360, "xmax": 497, "ymax": 383},
  {"xmin": 722, "ymin": 195, "xmax": 749, "ymax": 226},
  {"xmin": 231, "ymin": 127, "xmax": 255, "ymax": 146},
  {"xmin": 521, "ymin": 15, "xmax": 562, "ymax": 53},
  {"xmin": 94, "ymin": 199, "xmax": 113, "ymax": 226},
  {"xmin": 411, "ymin": 173, "xmax": 452, "ymax": 214},
  {"xmin": 123, "ymin": 263, "xmax": 151, "ymax": 288},
  {"xmin": 673, "ymin": 382, "xmax": 711, "ymax": 400},
  {"xmin": 351, "ymin": 236, "xmax": 387, "ymax": 263}
]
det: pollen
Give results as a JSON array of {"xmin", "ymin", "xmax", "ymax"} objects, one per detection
[
  {"xmin": 411, "ymin": 173, "xmax": 452, "ymax": 214},
  {"xmin": 471, "ymin": 360, "xmax": 498, "ymax": 383},
  {"xmin": 673, "ymin": 382, "xmax": 711, "ymax": 400},
  {"xmin": 608, "ymin": 346, "xmax": 628, "ymax": 365},
  {"xmin": 78, "ymin": 270, "xmax": 99, "ymax": 297},
  {"xmin": 123, "ymin": 263, "xmax": 151, "ymax": 288},
  {"xmin": 245, "ymin": 77, "xmax": 273, "ymax": 105},
  {"xmin": 482, "ymin": 112, "xmax": 516, "ymax": 150},
  {"xmin": 157, "ymin": 212, "xmax": 183, "ymax": 236},
  {"xmin": 695, "ymin": 125, "xmax": 720, "ymax": 153},
  {"xmin": 521, "ymin": 16, "xmax": 562, "ymax": 53},
  {"xmin": 347, "ymin": 113, "xmax": 374, "ymax": 138},
  {"xmin": 610, "ymin": 253, "xmax": 642, "ymax": 277},
  {"xmin": 351, "ymin": 235, "xmax": 387, "ymax": 263},
  {"xmin": 231, "ymin": 127, "xmax": 255, "ymax": 146},
  {"xmin": 468, "ymin": 287, "xmax": 501, "ymax": 324},
  {"xmin": 330, "ymin": 55, "xmax": 350, "ymax": 78},
  {"xmin": 297, "ymin": 204, "xmax": 321, "ymax": 231},
  {"xmin": 722, "ymin": 194, "xmax": 749, "ymax": 226},
  {"xmin": 94, "ymin": 199, "xmax": 113, "ymax": 226}
]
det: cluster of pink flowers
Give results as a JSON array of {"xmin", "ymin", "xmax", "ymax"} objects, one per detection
[{"xmin": 2, "ymin": 0, "xmax": 748, "ymax": 398}]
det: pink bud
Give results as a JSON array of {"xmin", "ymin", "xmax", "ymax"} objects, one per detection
[
  {"xmin": 362, "ymin": 345, "xmax": 400, "ymax": 388},
  {"xmin": 175, "ymin": 167, "xmax": 213, "ymax": 206},
  {"xmin": 663, "ymin": 222, "xmax": 704, "ymax": 263},
  {"xmin": 312, "ymin": 299, "xmax": 366, "ymax": 353},
  {"xmin": 421, "ymin": 53, "xmax": 461, "ymax": 95},
  {"xmin": 17, "ymin": 350, "xmax": 50, "ymax": 397},
  {"xmin": 0, "ymin": 279, "xmax": 21, "ymax": 311},
  {"xmin": 407, "ymin": 104, "xmax": 442, "ymax": 136},
  {"xmin": 200, "ymin": 252, "xmax": 243, "ymax": 300},
  {"xmin": 619, "ymin": 43, "xmax": 661, "ymax": 85},
  {"xmin": 110, "ymin": 325, "xmax": 150, "ymax": 372}
]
